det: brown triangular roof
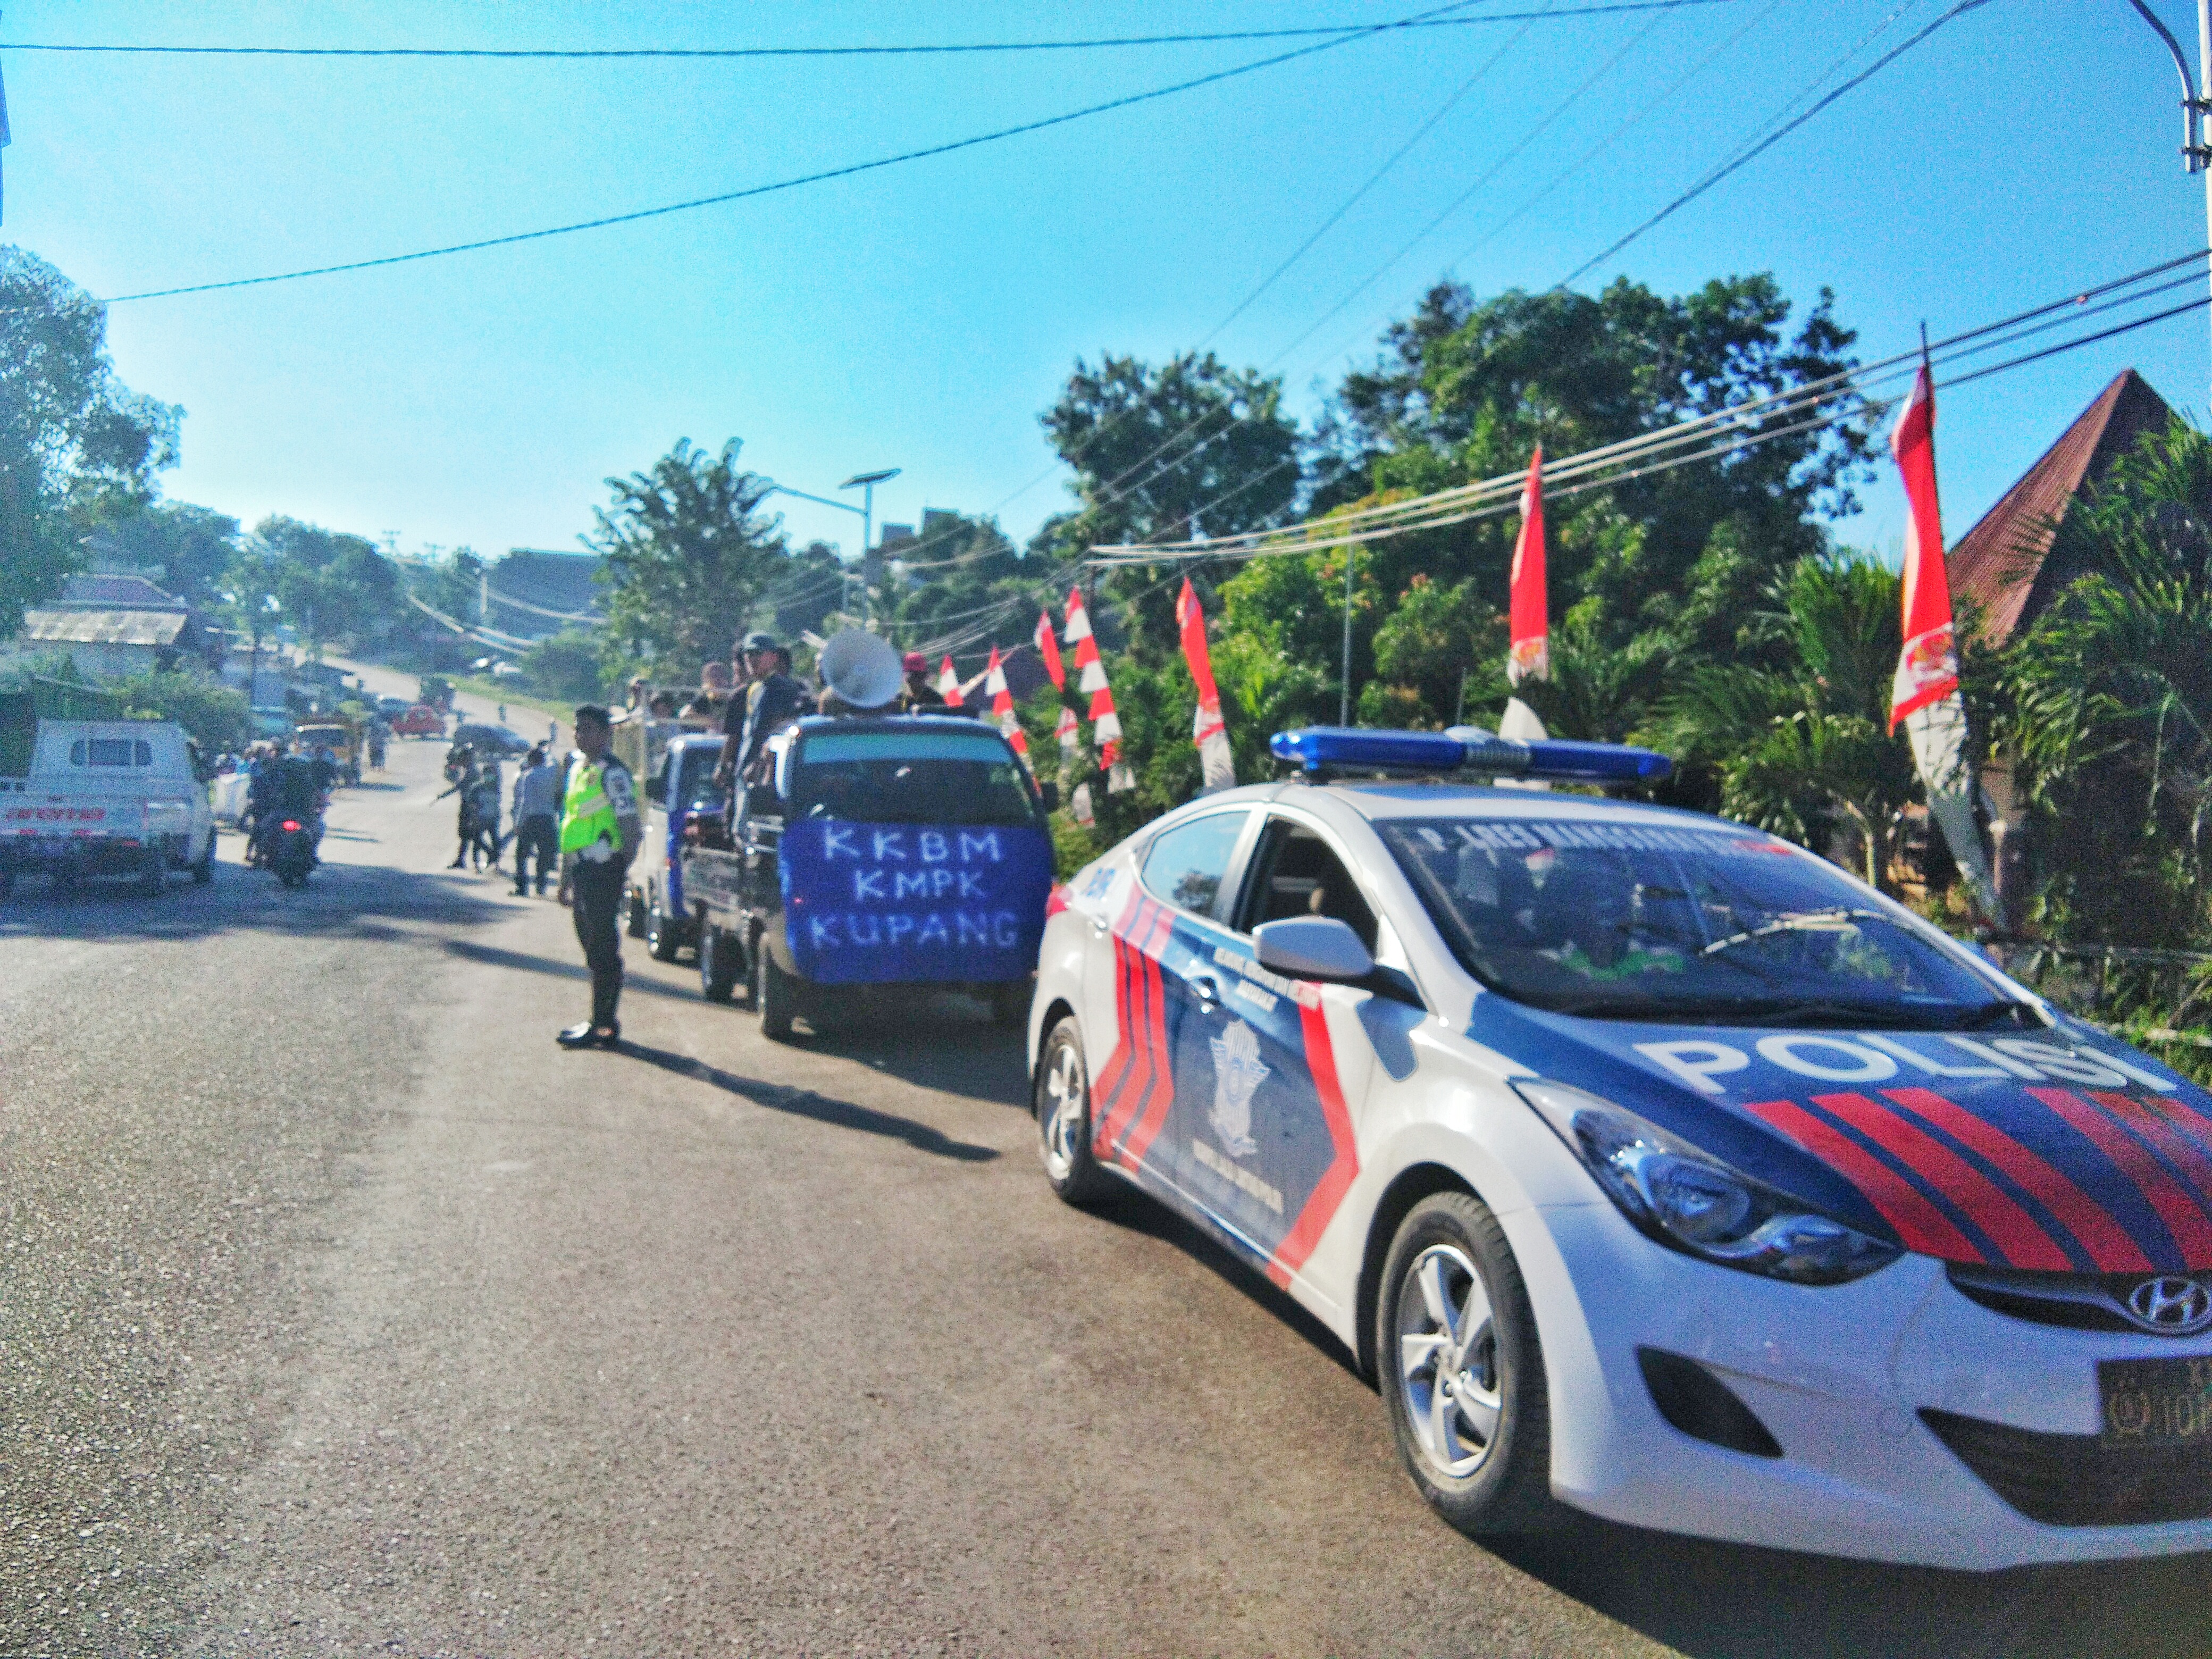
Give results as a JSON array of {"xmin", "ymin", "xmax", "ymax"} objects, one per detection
[{"xmin": 1947, "ymin": 368, "xmax": 2173, "ymax": 643}]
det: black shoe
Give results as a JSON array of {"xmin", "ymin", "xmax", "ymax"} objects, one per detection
[
  {"xmin": 447, "ymin": 859, "xmax": 466, "ymax": 869},
  {"xmin": 513, "ymin": 886, "xmax": 530, "ymax": 897},
  {"xmin": 556, "ymin": 1021, "xmax": 621, "ymax": 1050}
]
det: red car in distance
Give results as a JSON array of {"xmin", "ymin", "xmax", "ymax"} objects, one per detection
[{"xmin": 391, "ymin": 704, "xmax": 446, "ymax": 739}]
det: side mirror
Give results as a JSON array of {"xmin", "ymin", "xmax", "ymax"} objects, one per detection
[
  {"xmin": 1254, "ymin": 916, "xmax": 1375, "ymax": 984},
  {"xmin": 1038, "ymin": 780, "xmax": 1060, "ymax": 813}
]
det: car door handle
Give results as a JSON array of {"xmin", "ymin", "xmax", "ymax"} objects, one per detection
[
  {"xmin": 1191, "ymin": 975, "xmax": 1222, "ymax": 1007},
  {"xmin": 1090, "ymin": 914, "xmax": 1110, "ymax": 936}
]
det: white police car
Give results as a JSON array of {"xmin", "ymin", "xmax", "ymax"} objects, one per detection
[{"xmin": 1027, "ymin": 726, "xmax": 2212, "ymax": 1569}]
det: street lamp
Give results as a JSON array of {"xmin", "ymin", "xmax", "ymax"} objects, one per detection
[
  {"xmin": 840, "ymin": 468, "xmax": 901, "ymax": 625},
  {"xmin": 760, "ymin": 476, "xmax": 872, "ymax": 623}
]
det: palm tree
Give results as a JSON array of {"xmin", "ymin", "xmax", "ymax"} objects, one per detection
[
  {"xmin": 1650, "ymin": 552, "xmax": 1916, "ymax": 891},
  {"xmin": 2000, "ymin": 417, "xmax": 2212, "ymax": 944}
]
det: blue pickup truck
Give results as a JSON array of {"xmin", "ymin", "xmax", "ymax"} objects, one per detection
[
  {"xmin": 627, "ymin": 731, "xmax": 727, "ymax": 963},
  {"xmin": 680, "ymin": 715, "xmax": 1057, "ymax": 1040}
]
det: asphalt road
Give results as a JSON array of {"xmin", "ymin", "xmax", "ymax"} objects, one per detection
[{"xmin": 3, "ymin": 681, "xmax": 2208, "ymax": 1657}]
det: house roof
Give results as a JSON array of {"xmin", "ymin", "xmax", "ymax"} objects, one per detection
[
  {"xmin": 1947, "ymin": 368, "xmax": 2174, "ymax": 643},
  {"xmin": 21, "ymin": 608, "xmax": 192, "ymax": 648},
  {"xmin": 56, "ymin": 573, "xmax": 186, "ymax": 610}
]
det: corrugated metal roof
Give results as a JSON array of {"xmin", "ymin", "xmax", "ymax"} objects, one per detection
[
  {"xmin": 1947, "ymin": 368, "xmax": 2173, "ymax": 643},
  {"xmin": 57, "ymin": 573, "xmax": 185, "ymax": 610},
  {"xmin": 21, "ymin": 609, "xmax": 191, "ymax": 647}
]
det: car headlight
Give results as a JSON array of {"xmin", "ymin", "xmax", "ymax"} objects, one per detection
[{"xmin": 1511, "ymin": 1079, "xmax": 1900, "ymax": 1285}]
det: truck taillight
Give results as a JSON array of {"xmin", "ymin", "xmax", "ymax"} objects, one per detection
[{"xmin": 280, "ymin": 819, "xmax": 301, "ymax": 832}]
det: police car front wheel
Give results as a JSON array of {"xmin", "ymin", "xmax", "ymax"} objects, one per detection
[
  {"xmin": 1035, "ymin": 1017, "xmax": 1109, "ymax": 1205},
  {"xmin": 1378, "ymin": 1192, "xmax": 1561, "ymax": 1536}
]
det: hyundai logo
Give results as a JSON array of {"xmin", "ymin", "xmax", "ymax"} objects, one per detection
[{"xmin": 2125, "ymin": 1276, "xmax": 2212, "ymax": 1335}]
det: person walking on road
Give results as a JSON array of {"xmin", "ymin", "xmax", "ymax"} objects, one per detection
[
  {"xmin": 510, "ymin": 745, "xmax": 560, "ymax": 896},
  {"xmin": 557, "ymin": 705, "xmax": 642, "ymax": 1050}
]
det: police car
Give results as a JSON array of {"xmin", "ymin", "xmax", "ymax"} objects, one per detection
[{"xmin": 1027, "ymin": 726, "xmax": 2212, "ymax": 1570}]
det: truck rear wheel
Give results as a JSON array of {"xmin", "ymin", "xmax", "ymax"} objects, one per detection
[
  {"xmin": 757, "ymin": 946, "xmax": 802, "ymax": 1042},
  {"xmin": 647, "ymin": 885, "xmax": 682, "ymax": 963},
  {"xmin": 699, "ymin": 925, "xmax": 741, "ymax": 1003}
]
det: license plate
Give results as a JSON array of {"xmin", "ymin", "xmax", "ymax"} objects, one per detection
[{"xmin": 2100, "ymin": 1356, "xmax": 2212, "ymax": 1447}]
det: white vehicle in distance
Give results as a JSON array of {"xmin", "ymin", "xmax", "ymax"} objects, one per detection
[
  {"xmin": 1027, "ymin": 725, "xmax": 2212, "ymax": 1570},
  {"xmin": 0, "ymin": 713, "xmax": 217, "ymax": 897}
]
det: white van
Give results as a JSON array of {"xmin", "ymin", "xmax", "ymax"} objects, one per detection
[{"xmin": 0, "ymin": 719, "xmax": 217, "ymax": 896}]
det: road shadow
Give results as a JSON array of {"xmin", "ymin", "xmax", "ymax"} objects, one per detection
[
  {"xmin": 617, "ymin": 1040, "xmax": 999, "ymax": 1163},
  {"xmin": 0, "ymin": 857, "xmax": 509, "ymax": 943},
  {"xmin": 1488, "ymin": 1516, "xmax": 2212, "ymax": 1658},
  {"xmin": 441, "ymin": 937, "xmax": 714, "ymax": 1007},
  {"xmin": 803, "ymin": 1002, "xmax": 1032, "ymax": 1109},
  {"xmin": 1084, "ymin": 1179, "xmax": 1365, "ymax": 1384}
]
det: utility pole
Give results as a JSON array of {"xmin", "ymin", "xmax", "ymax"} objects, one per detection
[
  {"xmin": 2123, "ymin": 0, "xmax": 2212, "ymax": 393},
  {"xmin": 1339, "ymin": 548, "xmax": 1357, "ymax": 726}
]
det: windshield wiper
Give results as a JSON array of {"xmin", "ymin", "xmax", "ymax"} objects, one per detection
[
  {"xmin": 1700, "ymin": 908, "xmax": 1887, "ymax": 957},
  {"xmin": 1956, "ymin": 998, "xmax": 2043, "ymax": 1030}
]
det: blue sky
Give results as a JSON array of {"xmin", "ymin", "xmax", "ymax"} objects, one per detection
[{"xmin": 6, "ymin": 0, "xmax": 2203, "ymax": 576}]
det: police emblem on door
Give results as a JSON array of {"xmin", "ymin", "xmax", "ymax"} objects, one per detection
[{"xmin": 1208, "ymin": 1019, "xmax": 1269, "ymax": 1158}]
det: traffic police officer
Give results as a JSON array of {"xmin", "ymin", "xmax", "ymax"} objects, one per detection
[{"xmin": 556, "ymin": 703, "xmax": 643, "ymax": 1050}]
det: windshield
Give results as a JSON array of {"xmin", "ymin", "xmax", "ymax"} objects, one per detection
[
  {"xmin": 1377, "ymin": 816, "xmax": 2015, "ymax": 1028},
  {"xmin": 792, "ymin": 729, "xmax": 1040, "ymax": 827},
  {"xmin": 672, "ymin": 746, "xmax": 723, "ymax": 812}
]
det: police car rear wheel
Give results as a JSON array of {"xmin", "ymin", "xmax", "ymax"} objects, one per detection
[
  {"xmin": 1035, "ymin": 1017, "xmax": 1109, "ymax": 1205},
  {"xmin": 1378, "ymin": 1192, "xmax": 1559, "ymax": 1536}
]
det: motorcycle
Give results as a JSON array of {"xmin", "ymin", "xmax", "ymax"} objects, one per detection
[{"xmin": 264, "ymin": 817, "xmax": 316, "ymax": 889}]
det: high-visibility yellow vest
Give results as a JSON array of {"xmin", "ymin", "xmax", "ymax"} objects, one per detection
[{"xmin": 559, "ymin": 758, "xmax": 618, "ymax": 853}]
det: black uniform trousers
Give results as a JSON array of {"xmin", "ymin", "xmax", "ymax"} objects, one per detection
[
  {"xmin": 512, "ymin": 815, "xmax": 558, "ymax": 892},
  {"xmin": 571, "ymin": 858, "xmax": 627, "ymax": 1028}
]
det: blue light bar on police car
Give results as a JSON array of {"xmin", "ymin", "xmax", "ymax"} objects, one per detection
[{"xmin": 1269, "ymin": 726, "xmax": 1671, "ymax": 784}]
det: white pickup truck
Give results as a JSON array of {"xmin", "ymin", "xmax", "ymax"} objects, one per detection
[{"xmin": 0, "ymin": 717, "xmax": 218, "ymax": 898}]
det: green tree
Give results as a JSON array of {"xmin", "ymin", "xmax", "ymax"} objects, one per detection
[
  {"xmin": 1308, "ymin": 274, "xmax": 1870, "ymax": 751},
  {"xmin": 254, "ymin": 515, "xmax": 402, "ymax": 651},
  {"xmin": 94, "ymin": 501, "xmax": 240, "ymax": 607},
  {"xmin": 111, "ymin": 667, "xmax": 249, "ymax": 755},
  {"xmin": 523, "ymin": 627, "xmax": 608, "ymax": 703},
  {"xmin": 587, "ymin": 438, "xmax": 794, "ymax": 676},
  {"xmin": 0, "ymin": 247, "xmax": 181, "ymax": 629},
  {"xmin": 1999, "ymin": 417, "xmax": 2212, "ymax": 946}
]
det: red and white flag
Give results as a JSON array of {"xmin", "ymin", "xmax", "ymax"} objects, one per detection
[
  {"xmin": 1065, "ymin": 586, "xmax": 1133, "ymax": 793},
  {"xmin": 1887, "ymin": 365, "xmax": 1999, "ymax": 920},
  {"xmin": 1176, "ymin": 577, "xmax": 1235, "ymax": 794},
  {"xmin": 984, "ymin": 645, "xmax": 1028, "ymax": 763},
  {"xmin": 936, "ymin": 655, "xmax": 965, "ymax": 708},
  {"xmin": 1507, "ymin": 447, "xmax": 1548, "ymax": 686},
  {"xmin": 1889, "ymin": 367, "xmax": 1960, "ymax": 730},
  {"xmin": 1035, "ymin": 609, "xmax": 1065, "ymax": 690}
]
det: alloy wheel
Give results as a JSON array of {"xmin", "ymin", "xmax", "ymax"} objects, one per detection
[
  {"xmin": 1040, "ymin": 1040, "xmax": 1087, "ymax": 1183},
  {"xmin": 1395, "ymin": 1243, "xmax": 1503, "ymax": 1479}
]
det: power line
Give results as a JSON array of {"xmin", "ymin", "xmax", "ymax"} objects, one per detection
[
  {"xmin": 1086, "ymin": 250, "xmax": 2212, "ymax": 563},
  {"xmin": 1077, "ymin": 1, "xmax": 1656, "ymax": 523},
  {"xmin": 1558, "ymin": 0, "xmax": 1994, "ymax": 284},
  {"xmin": 97, "ymin": 0, "xmax": 1492, "ymax": 305},
  {"xmin": 0, "ymin": 4, "xmax": 1762, "ymax": 62}
]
